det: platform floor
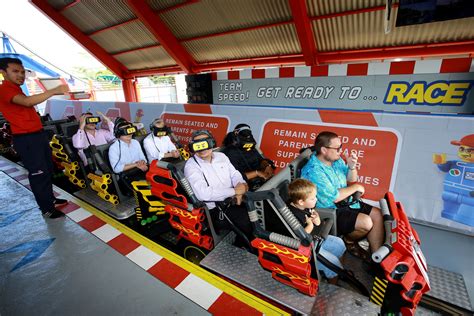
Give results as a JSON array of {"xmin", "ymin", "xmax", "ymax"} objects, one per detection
[
  {"xmin": 0, "ymin": 156, "xmax": 471, "ymax": 315},
  {"xmin": 0, "ymin": 157, "xmax": 282, "ymax": 316}
]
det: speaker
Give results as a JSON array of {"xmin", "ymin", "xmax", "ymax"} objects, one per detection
[{"xmin": 185, "ymin": 74, "xmax": 213, "ymax": 104}]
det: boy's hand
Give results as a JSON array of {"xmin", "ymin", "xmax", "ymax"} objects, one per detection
[{"xmin": 312, "ymin": 213, "xmax": 321, "ymax": 226}]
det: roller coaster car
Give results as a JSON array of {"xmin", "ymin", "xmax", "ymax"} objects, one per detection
[
  {"xmin": 137, "ymin": 159, "xmax": 215, "ymax": 257},
  {"xmin": 86, "ymin": 143, "xmax": 125, "ymax": 206},
  {"xmin": 49, "ymin": 134, "xmax": 87, "ymax": 190},
  {"xmin": 245, "ymin": 148, "xmax": 430, "ymax": 315}
]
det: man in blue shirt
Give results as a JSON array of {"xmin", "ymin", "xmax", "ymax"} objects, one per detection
[
  {"xmin": 108, "ymin": 120, "xmax": 147, "ymax": 193},
  {"xmin": 301, "ymin": 131, "xmax": 383, "ymax": 256}
]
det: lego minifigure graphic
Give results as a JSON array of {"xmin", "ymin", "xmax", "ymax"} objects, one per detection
[{"xmin": 433, "ymin": 134, "xmax": 474, "ymax": 226}]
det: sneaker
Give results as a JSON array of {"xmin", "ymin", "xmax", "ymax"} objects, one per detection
[
  {"xmin": 42, "ymin": 208, "xmax": 65, "ymax": 219},
  {"xmin": 54, "ymin": 198, "xmax": 68, "ymax": 207}
]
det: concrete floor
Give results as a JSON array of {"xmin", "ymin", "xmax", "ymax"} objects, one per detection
[{"xmin": 0, "ymin": 171, "xmax": 209, "ymax": 316}]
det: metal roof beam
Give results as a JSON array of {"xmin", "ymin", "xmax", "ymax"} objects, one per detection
[
  {"xmin": 311, "ymin": 3, "xmax": 399, "ymax": 21},
  {"xmin": 317, "ymin": 41, "xmax": 474, "ymax": 63},
  {"xmin": 30, "ymin": 0, "xmax": 129, "ymax": 78},
  {"xmin": 88, "ymin": 18, "xmax": 140, "ymax": 37},
  {"xmin": 58, "ymin": 0, "xmax": 80, "ymax": 13},
  {"xmin": 124, "ymin": 66, "xmax": 184, "ymax": 79},
  {"xmin": 289, "ymin": 0, "xmax": 318, "ymax": 66},
  {"xmin": 194, "ymin": 54, "xmax": 305, "ymax": 72},
  {"xmin": 127, "ymin": 0, "xmax": 196, "ymax": 73}
]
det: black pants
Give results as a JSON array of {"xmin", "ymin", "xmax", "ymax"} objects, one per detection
[
  {"xmin": 211, "ymin": 204, "xmax": 254, "ymax": 246},
  {"xmin": 13, "ymin": 131, "xmax": 55, "ymax": 212},
  {"xmin": 118, "ymin": 168, "xmax": 147, "ymax": 195}
]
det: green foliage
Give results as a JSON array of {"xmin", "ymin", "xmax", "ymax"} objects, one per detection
[{"xmin": 149, "ymin": 75, "xmax": 175, "ymax": 85}]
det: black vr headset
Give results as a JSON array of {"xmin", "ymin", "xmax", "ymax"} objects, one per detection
[
  {"xmin": 149, "ymin": 118, "xmax": 171, "ymax": 137},
  {"xmin": 188, "ymin": 130, "xmax": 216, "ymax": 153},
  {"xmin": 85, "ymin": 116, "xmax": 101, "ymax": 124},
  {"xmin": 234, "ymin": 125, "xmax": 256, "ymax": 151},
  {"xmin": 114, "ymin": 121, "xmax": 137, "ymax": 138}
]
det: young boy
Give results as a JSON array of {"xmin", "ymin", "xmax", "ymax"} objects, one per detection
[{"xmin": 288, "ymin": 178, "xmax": 346, "ymax": 283}]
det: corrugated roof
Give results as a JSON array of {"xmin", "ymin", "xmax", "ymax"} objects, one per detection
[
  {"xmin": 306, "ymin": 0, "xmax": 389, "ymax": 17},
  {"xmin": 61, "ymin": 0, "xmax": 135, "ymax": 34},
  {"xmin": 37, "ymin": 0, "xmax": 474, "ymax": 77},
  {"xmin": 160, "ymin": 0, "xmax": 292, "ymax": 39},
  {"xmin": 114, "ymin": 46, "xmax": 177, "ymax": 70},
  {"xmin": 91, "ymin": 21, "xmax": 158, "ymax": 54},
  {"xmin": 313, "ymin": 8, "xmax": 474, "ymax": 52},
  {"xmin": 184, "ymin": 23, "xmax": 300, "ymax": 63}
]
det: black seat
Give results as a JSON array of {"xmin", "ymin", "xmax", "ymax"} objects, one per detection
[
  {"xmin": 43, "ymin": 124, "xmax": 59, "ymax": 139},
  {"xmin": 91, "ymin": 142, "xmax": 129, "ymax": 202},
  {"xmin": 59, "ymin": 122, "xmax": 79, "ymax": 138}
]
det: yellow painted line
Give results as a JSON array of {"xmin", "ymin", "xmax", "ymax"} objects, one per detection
[{"xmin": 60, "ymin": 190, "xmax": 289, "ymax": 316}]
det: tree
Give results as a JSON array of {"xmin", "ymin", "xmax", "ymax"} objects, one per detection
[{"xmin": 149, "ymin": 75, "xmax": 175, "ymax": 85}]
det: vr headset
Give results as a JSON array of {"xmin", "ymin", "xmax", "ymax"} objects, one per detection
[
  {"xmin": 234, "ymin": 125, "xmax": 256, "ymax": 151},
  {"xmin": 188, "ymin": 130, "xmax": 216, "ymax": 153},
  {"xmin": 114, "ymin": 122, "xmax": 137, "ymax": 137},
  {"xmin": 85, "ymin": 116, "xmax": 101, "ymax": 124},
  {"xmin": 152, "ymin": 126, "xmax": 170, "ymax": 137}
]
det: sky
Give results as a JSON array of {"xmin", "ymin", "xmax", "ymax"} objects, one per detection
[{"xmin": 0, "ymin": 0, "xmax": 105, "ymax": 76}]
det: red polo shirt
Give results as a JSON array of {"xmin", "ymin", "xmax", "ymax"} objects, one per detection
[{"xmin": 0, "ymin": 80, "xmax": 42, "ymax": 134}]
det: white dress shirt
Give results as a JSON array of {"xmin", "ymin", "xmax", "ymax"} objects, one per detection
[
  {"xmin": 108, "ymin": 139, "xmax": 146, "ymax": 173},
  {"xmin": 143, "ymin": 134, "xmax": 177, "ymax": 163},
  {"xmin": 184, "ymin": 152, "xmax": 245, "ymax": 209}
]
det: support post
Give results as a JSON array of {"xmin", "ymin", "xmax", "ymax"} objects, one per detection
[{"xmin": 123, "ymin": 79, "xmax": 138, "ymax": 102}]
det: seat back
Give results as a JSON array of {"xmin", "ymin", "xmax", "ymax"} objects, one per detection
[
  {"xmin": 59, "ymin": 122, "xmax": 79, "ymax": 138},
  {"xmin": 289, "ymin": 148, "xmax": 312, "ymax": 179},
  {"xmin": 43, "ymin": 124, "xmax": 59, "ymax": 139},
  {"xmin": 93, "ymin": 142, "xmax": 128, "ymax": 201}
]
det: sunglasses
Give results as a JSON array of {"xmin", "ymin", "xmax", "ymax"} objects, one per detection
[{"xmin": 325, "ymin": 145, "xmax": 343, "ymax": 152}]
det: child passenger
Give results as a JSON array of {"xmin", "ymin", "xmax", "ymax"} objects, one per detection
[{"xmin": 287, "ymin": 179, "xmax": 346, "ymax": 283}]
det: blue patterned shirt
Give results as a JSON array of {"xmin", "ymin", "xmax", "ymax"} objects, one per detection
[{"xmin": 301, "ymin": 155, "xmax": 349, "ymax": 208}]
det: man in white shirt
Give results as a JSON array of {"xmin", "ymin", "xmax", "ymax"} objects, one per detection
[
  {"xmin": 72, "ymin": 111, "xmax": 115, "ymax": 165},
  {"xmin": 143, "ymin": 118, "xmax": 180, "ymax": 163},
  {"xmin": 108, "ymin": 120, "xmax": 148, "ymax": 193},
  {"xmin": 184, "ymin": 130, "xmax": 253, "ymax": 247}
]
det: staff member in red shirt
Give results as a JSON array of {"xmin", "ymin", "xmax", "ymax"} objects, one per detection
[{"xmin": 0, "ymin": 57, "xmax": 69, "ymax": 218}]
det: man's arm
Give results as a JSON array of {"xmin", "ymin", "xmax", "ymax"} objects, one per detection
[
  {"xmin": 335, "ymin": 183, "xmax": 365, "ymax": 203},
  {"xmin": 12, "ymin": 85, "xmax": 69, "ymax": 107}
]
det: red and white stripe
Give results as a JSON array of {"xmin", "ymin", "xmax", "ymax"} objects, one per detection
[
  {"xmin": 0, "ymin": 158, "xmax": 263, "ymax": 315},
  {"xmin": 212, "ymin": 57, "xmax": 474, "ymax": 80}
]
